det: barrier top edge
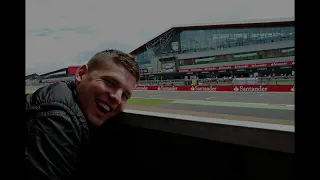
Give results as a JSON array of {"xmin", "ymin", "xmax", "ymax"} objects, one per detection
[{"xmin": 124, "ymin": 109, "xmax": 295, "ymax": 133}]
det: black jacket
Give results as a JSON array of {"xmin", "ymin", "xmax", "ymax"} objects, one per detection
[{"xmin": 25, "ymin": 81, "xmax": 92, "ymax": 180}]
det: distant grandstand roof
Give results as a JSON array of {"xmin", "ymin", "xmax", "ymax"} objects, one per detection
[
  {"xmin": 25, "ymin": 73, "xmax": 40, "ymax": 80},
  {"xmin": 40, "ymin": 68, "xmax": 67, "ymax": 77},
  {"xmin": 130, "ymin": 17, "xmax": 294, "ymax": 55}
]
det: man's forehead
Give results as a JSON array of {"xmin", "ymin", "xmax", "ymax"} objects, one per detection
[
  {"xmin": 94, "ymin": 61, "xmax": 136, "ymax": 86},
  {"xmin": 97, "ymin": 61, "xmax": 133, "ymax": 78},
  {"xmin": 93, "ymin": 60, "xmax": 116, "ymax": 70}
]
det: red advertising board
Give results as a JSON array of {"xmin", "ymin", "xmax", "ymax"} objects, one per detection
[
  {"xmin": 68, "ymin": 66, "xmax": 80, "ymax": 75},
  {"xmin": 177, "ymin": 61, "xmax": 294, "ymax": 72},
  {"xmin": 134, "ymin": 85, "xmax": 295, "ymax": 92}
]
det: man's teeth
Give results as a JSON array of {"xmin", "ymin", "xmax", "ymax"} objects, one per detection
[{"xmin": 97, "ymin": 100, "xmax": 110, "ymax": 112}]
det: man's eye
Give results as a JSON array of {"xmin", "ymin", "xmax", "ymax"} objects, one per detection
[
  {"xmin": 122, "ymin": 94, "xmax": 129, "ymax": 100},
  {"xmin": 104, "ymin": 79, "xmax": 113, "ymax": 85}
]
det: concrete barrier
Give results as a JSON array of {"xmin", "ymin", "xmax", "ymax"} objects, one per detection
[
  {"xmin": 86, "ymin": 110, "xmax": 294, "ymax": 179},
  {"xmin": 120, "ymin": 109, "xmax": 294, "ymax": 153}
]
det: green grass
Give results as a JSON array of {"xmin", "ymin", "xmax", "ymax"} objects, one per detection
[
  {"xmin": 127, "ymin": 98, "xmax": 173, "ymax": 106},
  {"xmin": 26, "ymin": 91, "xmax": 33, "ymax": 94}
]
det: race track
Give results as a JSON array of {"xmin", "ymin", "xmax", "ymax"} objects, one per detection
[
  {"xmin": 132, "ymin": 90, "xmax": 294, "ymax": 121},
  {"xmin": 26, "ymin": 84, "xmax": 295, "ymax": 122}
]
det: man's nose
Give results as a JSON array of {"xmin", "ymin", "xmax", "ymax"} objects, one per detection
[{"xmin": 109, "ymin": 89, "xmax": 122, "ymax": 107}]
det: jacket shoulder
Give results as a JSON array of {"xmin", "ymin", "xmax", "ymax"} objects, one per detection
[
  {"xmin": 26, "ymin": 81, "xmax": 88, "ymax": 131},
  {"xmin": 26, "ymin": 82, "xmax": 76, "ymax": 109}
]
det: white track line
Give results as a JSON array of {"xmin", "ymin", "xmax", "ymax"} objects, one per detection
[{"xmin": 131, "ymin": 96, "xmax": 295, "ymax": 107}]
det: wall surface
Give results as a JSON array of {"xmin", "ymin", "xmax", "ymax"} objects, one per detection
[{"xmin": 76, "ymin": 110, "xmax": 294, "ymax": 179}]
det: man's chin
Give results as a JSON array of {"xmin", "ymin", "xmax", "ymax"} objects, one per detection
[
  {"xmin": 87, "ymin": 116, "xmax": 106, "ymax": 127},
  {"xmin": 93, "ymin": 120, "xmax": 105, "ymax": 127},
  {"xmin": 88, "ymin": 112, "xmax": 119, "ymax": 127}
]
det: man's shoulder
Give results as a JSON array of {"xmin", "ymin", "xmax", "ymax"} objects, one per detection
[
  {"xmin": 27, "ymin": 81, "xmax": 77, "ymax": 109},
  {"xmin": 25, "ymin": 82, "xmax": 89, "ymax": 180},
  {"xmin": 26, "ymin": 81, "xmax": 89, "ymax": 138}
]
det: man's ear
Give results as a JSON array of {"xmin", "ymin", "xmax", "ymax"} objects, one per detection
[{"xmin": 75, "ymin": 64, "xmax": 88, "ymax": 83}]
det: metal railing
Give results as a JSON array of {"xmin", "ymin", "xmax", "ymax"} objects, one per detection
[
  {"xmin": 26, "ymin": 76, "xmax": 294, "ymax": 89},
  {"xmin": 137, "ymin": 76, "xmax": 295, "ymax": 86}
]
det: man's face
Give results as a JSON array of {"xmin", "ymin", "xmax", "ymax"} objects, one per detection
[{"xmin": 75, "ymin": 60, "xmax": 137, "ymax": 126}]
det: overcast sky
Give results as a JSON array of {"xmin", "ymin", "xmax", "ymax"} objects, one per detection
[{"xmin": 26, "ymin": 0, "xmax": 294, "ymax": 75}]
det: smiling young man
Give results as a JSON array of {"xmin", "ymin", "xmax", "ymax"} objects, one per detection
[{"xmin": 25, "ymin": 49, "xmax": 140, "ymax": 180}]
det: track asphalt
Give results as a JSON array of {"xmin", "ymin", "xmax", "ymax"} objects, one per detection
[
  {"xmin": 132, "ymin": 90, "xmax": 294, "ymax": 121},
  {"xmin": 26, "ymin": 85, "xmax": 294, "ymax": 121}
]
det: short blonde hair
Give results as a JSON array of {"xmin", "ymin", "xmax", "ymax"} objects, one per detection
[{"xmin": 87, "ymin": 49, "xmax": 140, "ymax": 82}]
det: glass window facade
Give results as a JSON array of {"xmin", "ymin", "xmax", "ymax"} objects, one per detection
[
  {"xmin": 135, "ymin": 26, "xmax": 294, "ymax": 69},
  {"xmin": 135, "ymin": 49, "xmax": 154, "ymax": 69},
  {"xmin": 179, "ymin": 47, "xmax": 295, "ymax": 66},
  {"xmin": 180, "ymin": 26, "xmax": 294, "ymax": 52}
]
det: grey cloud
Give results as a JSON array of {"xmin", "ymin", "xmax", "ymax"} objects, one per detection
[
  {"xmin": 26, "ymin": 0, "xmax": 294, "ymax": 75},
  {"xmin": 30, "ymin": 26, "xmax": 95, "ymax": 39},
  {"xmin": 72, "ymin": 41, "xmax": 135, "ymax": 65},
  {"xmin": 31, "ymin": 28, "xmax": 56, "ymax": 37},
  {"xmin": 57, "ymin": 26, "xmax": 95, "ymax": 35}
]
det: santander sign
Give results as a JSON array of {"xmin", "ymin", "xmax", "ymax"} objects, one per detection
[
  {"xmin": 133, "ymin": 85, "xmax": 294, "ymax": 92},
  {"xmin": 134, "ymin": 86, "xmax": 149, "ymax": 90},
  {"xmin": 191, "ymin": 86, "xmax": 217, "ymax": 91},
  {"xmin": 157, "ymin": 86, "xmax": 178, "ymax": 91},
  {"xmin": 233, "ymin": 86, "xmax": 268, "ymax": 92}
]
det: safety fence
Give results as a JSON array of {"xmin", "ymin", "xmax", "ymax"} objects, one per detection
[
  {"xmin": 26, "ymin": 76, "xmax": 294, "ymax": 93},
  {"xmin": 137, "ymin": 76, "xmax": 294, "ymax": 86}
]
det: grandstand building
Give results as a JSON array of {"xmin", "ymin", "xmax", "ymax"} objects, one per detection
[
  {"xmin": 31, "ymin": 17, "xmax": 294, "ymax": 84},
  {"xmin": 130, "ymin": 17, "xmax": 294, "ymax": 80}
]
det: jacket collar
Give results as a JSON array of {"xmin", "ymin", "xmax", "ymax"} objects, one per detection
[{"xmin": 65, "ymin": 80, "xmax": 97, "ymax": 132}]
